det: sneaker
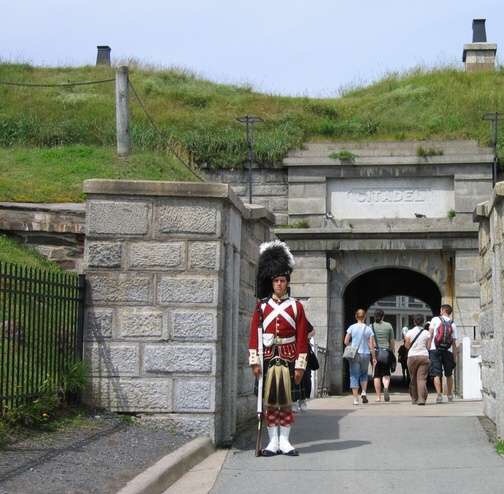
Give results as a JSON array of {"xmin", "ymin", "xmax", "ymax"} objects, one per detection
[
  {"xmin": 417, "ymin": 402, "xmax": 426, "ymax": 406},
  {"xmin": 353, "ymin": 399, "xmax": 359, "ymax": 406},
  {"xmin": 411, "ymin": 399, "xmax": 418, "ymax": 405},
  {"xmin": 361, "ymin": 394, "xmax": 368, "ymax": 404},
  {"xmin": 447, "ymin": 395, "xmax": 454, "ymax": 402},
  {"xmin": 384, "ymin": 389, "xmax": 390, "ymax": 402},
  {"xmin": 375, "ymin": 397, "xmax": 382, "ymax": 402},
  {"xmin": 436, "ymin": 394, "xmax": 443, "ymax": 404}
]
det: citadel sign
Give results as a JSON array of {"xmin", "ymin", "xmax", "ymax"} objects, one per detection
[{"xmin": 328, "ymin": 177, "xmax": 455, "ymax": 219}]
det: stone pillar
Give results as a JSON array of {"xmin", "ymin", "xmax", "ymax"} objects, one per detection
[
  {"xmin": 96, "ymin": 45, "xmax": 111, "ymax": 66},
  {"xmin": 82, "ymin": 180, "xmax": 273, "ymax": 445},
  {"xmin": 474, "ymin": 182, "xmax": 504, "ymax": 435},
  {"xmin": 462, "ymin": 19, "xmax": 497, "ymax": 72}
]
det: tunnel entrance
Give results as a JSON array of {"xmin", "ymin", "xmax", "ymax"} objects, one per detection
[{"xmin": 342, "ymin": 267, "xmax": 442, "ymax": 391}]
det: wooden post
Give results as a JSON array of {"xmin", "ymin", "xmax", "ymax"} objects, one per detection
[{"xmin": 115, "ymin": 65, "xmax": 130, "ymax": 157}]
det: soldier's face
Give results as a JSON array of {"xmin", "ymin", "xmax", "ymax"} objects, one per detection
[{"xmin": 272, "ymin": 276, "xmax": 288, "ymax": 297}]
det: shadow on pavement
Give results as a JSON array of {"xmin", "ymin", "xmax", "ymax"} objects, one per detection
[{"xmin": 297, "ymin": 439, "xmax": 370, "ymax": 454}]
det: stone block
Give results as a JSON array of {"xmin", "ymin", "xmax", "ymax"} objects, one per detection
[
  {"xmin": 252, "ymin": 184, "xmax": 288, "ymax": 196},
  {"xmin": 158, "ymin": 200, "xmax": 218, "ymax": 235},
  {"xmin": 128, "ymin": 242, "xmax": 186, "ymax": 270},
  {"xmin": 117, "ymin": 308, "xmax": 163, "ymax": 338},
  {"xmin": 172, "ymin": 310, "xmax": 217, "ymax": 340},
  {"xmin": 141, "ymin": 414, "xmax": 214, "ymax": 439},
  {"xmin": 144, "ymin": 344, "xmax": 214, "ymax": 373},
  {"xmin": 88, "ymin": 201, "xmax": 150, "ymax": 235},
  {"xmin": 158, "ymin": 277, "xmax": 216, "ymax": 305},
  {"xmin": 291, "ymin": 269, "xmax": 328, "ymax": 284},
  {"xmin": 87, "ymin": 274, "xmax": 152, "ymax": 304},
  {"xmin": 88, "ymin": 378, "xmax": 172, "ymax": 411},
  {"xmin": 189, "ymin": 242, "xmax": 220, "ymax": 271},
  {"xmin": 85, "ymin": 308, "xmax": 113, "ymax": 340},
  {"xmin": 174, "ymin": 378, "xmax": 214, "ymax": 411},
  {"xmin": 86, "ymin": 343, "xmax": 139, "ymax": 376},
  {"xmin": 288, "ymin": 197, "xmax": 326, "ymax": 215},
  {"xmin": 87, "ymin": 242, "xmax": 122, "ymax": 268}
]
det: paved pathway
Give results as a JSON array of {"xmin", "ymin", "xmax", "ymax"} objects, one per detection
[{"xmin": 208, "ymin": 393, "xmax": 504, "ymax": 494}]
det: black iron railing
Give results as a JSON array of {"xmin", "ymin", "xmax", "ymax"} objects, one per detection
[{"xmin": 0, "ymin": 262, "xmax": 85, "ymax": 413}]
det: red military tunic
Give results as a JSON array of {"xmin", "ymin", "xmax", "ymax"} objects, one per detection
[{"xmin": 248, "ymin": 296, "xmax": 309, "ymax": 369}]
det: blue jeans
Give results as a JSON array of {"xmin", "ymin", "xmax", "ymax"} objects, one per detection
[{"xmin": 349, "ymin": 354, "xmax": 370, "ymax": 389}]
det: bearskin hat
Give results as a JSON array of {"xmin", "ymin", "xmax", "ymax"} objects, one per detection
[{"xmin": 255, "ymin": 240, "xmax": 295, "ymax": 299}]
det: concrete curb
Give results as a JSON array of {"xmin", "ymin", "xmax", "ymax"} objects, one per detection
[{"xmin": 116, "ymin": 436, "xmax": 215, "ymax": 494}]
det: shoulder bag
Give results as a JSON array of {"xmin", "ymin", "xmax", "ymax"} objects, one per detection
[{"xmin": 343, "ymin": 325, "xmax": 365, "ymax": 361}]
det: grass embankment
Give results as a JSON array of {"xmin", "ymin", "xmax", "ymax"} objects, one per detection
[
  {"xmin": 0, "ymin": 145, "xmax": 197, "ymax": 202},
  {"xmin": 1, "ymin": 63, "xmax": 504, "ymax": 174},
  {"xmin": 0, "ymin": 235, "xmax": 64, "ymax": 269}
]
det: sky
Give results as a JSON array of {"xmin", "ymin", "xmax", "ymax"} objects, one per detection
[{"xmin": 1, "ymin": 0, "xmax": 503, "ymax": 96}]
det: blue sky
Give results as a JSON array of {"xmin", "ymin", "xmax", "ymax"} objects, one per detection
[{"xmin": 1, "ymin": 0, "xmax": 503, "ymax": 96}]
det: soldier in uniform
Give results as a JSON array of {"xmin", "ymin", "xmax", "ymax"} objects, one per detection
[{"xmin": 248, "ymin": 240, "xmax": 309, "ymax": 456}]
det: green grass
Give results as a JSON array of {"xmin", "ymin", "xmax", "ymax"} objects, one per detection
[
  {"xmin": 1, "ymin": 63, "xmax": 504, "ymax": 171},
  {"xmin": 497, "ymin": 439, "xmax": 504, "ymax": 456},
  {"xmin": 0, "ymin": 235, "xmax": 64, "ymax": 269},
  {"xmin": 0, "ymin": 145, "xmax": 198, "ymax": 202}
]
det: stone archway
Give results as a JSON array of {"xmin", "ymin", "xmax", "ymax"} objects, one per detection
[
  {"xmin": 343, "ymin": 267, "xmax": 442, "ymax": 330},
  {"xmin": 326, "ymin": 251, "xmax": 449, "ymax": 394}
]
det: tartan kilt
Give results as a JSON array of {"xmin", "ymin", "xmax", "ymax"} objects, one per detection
[{"xmin": 254, "ymin": 357, "xmax": 304, "ymax": 405}]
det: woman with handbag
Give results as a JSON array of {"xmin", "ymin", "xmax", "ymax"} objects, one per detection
[
  {"xmin": 344, "ymin": 309, "xmax": 376, "ymax": 405},
  {"xmin": 405, "ymin": 314, "xmax": 432, "ymax": 405},
  {"xmin": 371, "ymin": 309, "xmax": 395, "ymax": 402}
]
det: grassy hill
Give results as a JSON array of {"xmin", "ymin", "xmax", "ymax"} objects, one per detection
[{"xmin": 0, "ymin": 62, "xmax": 503, "ymax": 202}]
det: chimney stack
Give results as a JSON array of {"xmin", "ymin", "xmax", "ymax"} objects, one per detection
[
  {"xmin": 96, "ymin": 46, "xmax": 111, "ymax": 66},
  {"xmin": 462, "ymin": 19, "xmax": 496, "ymax": 72}
]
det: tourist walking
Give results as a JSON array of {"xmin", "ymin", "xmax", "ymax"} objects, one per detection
[
  {"xmin": 344, "ymin": 309, "xmax": 376, "ymax": 405},
  {"xmin": 405, "ymin": 314, "xmax": 431, "ymax": 405},
  {"xmin": 248, "ymin": 241, "xmax": 309, "ymax": 456},
  {"xmin": 429, "ymin": 304, "xmax": 458, "ymax": 403},
  {"xmin": 371, "ymin": 309, "xmax": 395, "ymax": 402}
]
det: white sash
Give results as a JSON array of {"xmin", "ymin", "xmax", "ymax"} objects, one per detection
[{"xmin": 262, "ymin": 298, "xmax": 297, "ymax": 330}]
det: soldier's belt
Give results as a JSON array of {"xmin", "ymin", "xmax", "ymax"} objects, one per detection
[{"xmin": 262, "ymin": 334, "xmax": 295, "ymax": 347}]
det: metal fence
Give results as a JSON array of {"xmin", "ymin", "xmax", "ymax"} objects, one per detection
[{"xmin": 0, "ymin": 262, "xmax": 85, "ymax": 413}]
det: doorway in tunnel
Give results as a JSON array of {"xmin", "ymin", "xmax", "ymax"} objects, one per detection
[{"xmin": 342, "ymin": 267, "xmax": 442, "ymax": 391}]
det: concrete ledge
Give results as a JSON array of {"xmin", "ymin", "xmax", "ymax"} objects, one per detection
[
  {"xmin": 83, "ymin": 179, "xmax": 275, "ymax": 224},
  {"xmin": 116, "ymin": 436, "xmax": 215, "ymax": 494}
]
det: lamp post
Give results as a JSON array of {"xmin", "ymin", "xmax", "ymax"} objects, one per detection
[{"xmin": 236, "ymin": 115, "xmax": 263, "ymax": 204}]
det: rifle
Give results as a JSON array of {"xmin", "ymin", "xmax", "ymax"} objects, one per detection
[{"xmin": 255, "ymin": 303, "xmax": 264, "ymax": 457}]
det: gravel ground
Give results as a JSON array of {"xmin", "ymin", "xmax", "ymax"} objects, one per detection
[{"xmin": 0, "ymin": 413, "xmax": 190, "ymax": 494}]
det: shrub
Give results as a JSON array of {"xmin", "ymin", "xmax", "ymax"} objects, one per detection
[
  {"xmin": 329, "ymin": 150, "xmax": 357, "ymax": 162},
  {"xmin": 416, "ymin": 146, "xmax": 444, "ymax": 158}
]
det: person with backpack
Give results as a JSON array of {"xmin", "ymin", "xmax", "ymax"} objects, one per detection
[
  {"xmin": 405, "ymin": 314, "xmax": 432, "ymax": 405},
  {"xmin": 429, "ymin": 304, "xmax": 458, "ymax": 403}
]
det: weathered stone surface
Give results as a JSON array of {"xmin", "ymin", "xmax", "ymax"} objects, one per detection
[
  {"xmin": 85, "ymin": 308, "xmax": 113, "ymax": 339},
  {"xmin": 174, "ymin": 378, "xmax": 213, "ymax": 411},
  {"xmin": 87, "ymin": 274, "xmax": 152, "ymax": 304},
  {"xmin": 140, "ymin": 414, "xmax": 214, "ymax": 439},
  {"xmin": 128, "ymin": 242, "xmax": 185, "ymax": 270},
  {"xmin": 117, "ymin": 308, "xmax": 163, "ymax": 337},
  {"xmin": 158, "ymin": 200, "xmax": 217, "ymax": 234},
  {"xmin": 188, "ymin": 242, "xmax": 220, "ymax": 270},
  {"xmin": 87, "ymin": 242, "xmax": 122, "ymax": 268},
  {"xmin": 158, "ymin": 277, "xmax": 216, "ymax": 305},
  {"xmin": 88, "ymin": 201, "xmax": 149, "ymax": 235},
  {"xmin": 144, "ymin": 345, "xmax": 214, "ymax": 373},
  {"xmin": 86, "ymin": 343, "xmax": 139, "ymax": 376},
  {"xmin": 172, "ymin": 310, "xmax": 216, "ymax": 340},
  {"xmin": 88, "ymin": 378, "xmax": 172, "ymax": 411}
]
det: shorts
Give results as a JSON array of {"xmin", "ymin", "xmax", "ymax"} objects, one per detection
[
  {"xmin": 373, "ymin": 357, "xmax": 391, "ymax": 378},
  {"xmin": 349, "ymin": 354, "xmax": 370, "ymax": 388},
  {"xmin": 429, "ymin": 349, "xmax": 456, "ymax": 378}
]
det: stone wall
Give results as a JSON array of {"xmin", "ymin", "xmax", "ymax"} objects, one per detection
[
  {"xmin": 0, "ymin": 203, "xmax": 85, "ymax": 271},
  {"xmin": 474, "ymin": 183, "xmax": 504, "ymax": 435},
  {"xmin": 202, "ymin": 167, "xmax": 288, "ymax": 225},
  {"xmin": 82, "ymin": 180, "xmax": 273, "ymax": 445}
]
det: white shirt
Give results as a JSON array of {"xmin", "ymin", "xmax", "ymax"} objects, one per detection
[
  {"xmin": 429, "ymin": 315, "xmax": 458, "ymax": 352},
  {"xmin": 406, "ymin": 326, "xmax": 430, "ymax": 357}
]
